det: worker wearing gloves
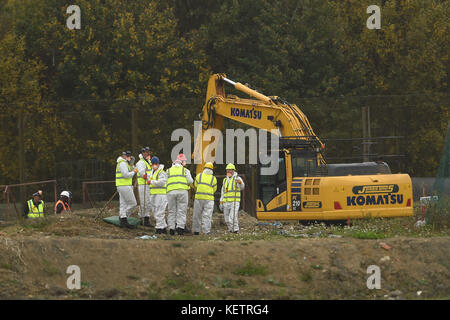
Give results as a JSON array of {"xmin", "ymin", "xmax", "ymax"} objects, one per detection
[
  {"xmin": 220, "ymin": 163, "xmax": 245, "ymax": 233},
  {"xmin": 23, "ymin": 190, "xmax": 44, "ymax": 218},
  {"xmin": 166, "ymin": 153, "xmax": 193, "ymax": 236},
  {"xmin": 136, "ymin": 146, "xmax": 152, "ymax": 227},
  {"xmin": 148, "ymin": 156, "xmax": 168, "ymax": 234},
  {"xmin": 192, "ymin": 162, "xmax": 217, "ymax": 235},
  {"xmin": 116, "ymin": 150, "xmax": 138, "ymax": 229},
  {"xmin": 54, "ymin": 191, "xmax": 72, "ymax": 214}
]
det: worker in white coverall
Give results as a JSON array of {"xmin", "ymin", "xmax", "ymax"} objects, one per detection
[
  {"xmin": 166, "ymin": 153, "xmax": 193, "ymax": 236},
  {"xmin": 192, "ymin": 162, "xmax": 217, "ymax": 235},
  {"xmin": 219, "ymin": 163, "xmax": 245, "ymax": 233},
  {"xmin": 115, "ymin": 150, "xmax": 138, "ymax": 228},
  {"xmin": 136, "ymin": 146, "xmax": 153, "ymax": 227},
  {"xmin": 148, "ymin": 156, "xmax": 168, "ymax": 234}
]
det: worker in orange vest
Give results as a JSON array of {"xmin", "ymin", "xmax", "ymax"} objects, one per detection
[{"xmin": 55, "ymin": 191, "xmax": 72, "ymax": 214}]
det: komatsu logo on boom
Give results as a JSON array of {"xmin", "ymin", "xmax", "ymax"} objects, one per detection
[
  {"xmin": 347, "ymin": 184, "xmax": 403, "ymax": 206},
  {"xmin": 230, "ymin": 107, "xmax": 262, "ymax": 120}
]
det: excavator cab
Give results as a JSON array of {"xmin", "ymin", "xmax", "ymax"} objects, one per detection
[
  {"xmin": 259, "ymin": 151, "xmax": 287, "ymax": 207},
  {"xmin": 290, "ymin": 149, "xmax": 319, "ymax": 177},
  {"xmin": 257, "ymin": 147, "xmax": 319, "ymax": 211}
]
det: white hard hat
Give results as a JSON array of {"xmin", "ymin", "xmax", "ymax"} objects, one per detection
[{"xmin": 61, "ymin": 191, "xmax": 70, "ymax": 198}]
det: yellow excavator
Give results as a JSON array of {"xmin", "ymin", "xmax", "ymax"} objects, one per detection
[{"xmin": 194, "ymin": 74, "xmax": 413, "ymax": 220}]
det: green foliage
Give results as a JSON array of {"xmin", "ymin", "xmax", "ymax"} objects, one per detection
[
  {"xmin": 213, "ymin": 278, "xmax": 235, "ymax": 288},
  {"xmin": 426, "ymin": 196, "xmax": 450, "ymax": 230},
  {"xmin": 0, "ymin": 0, "xmax": 447, "ymax": 188},
  {"xmin": 350, "ymin": 230, "xmax": 387, "ymax": 239},
  {"xmin": 300, "ymin": 271, "xmax": 312, "ymax": 282},
  {"xmin": 42, "ymin": 258, "xmax": 61, "ymax": 276},
  {"xmin": 233, "ymin": 261, "xmax": 269, "ymax": 276},
  {"xmin": 265, "ymin": 277, "xmax": 285, "ymax": 287}
]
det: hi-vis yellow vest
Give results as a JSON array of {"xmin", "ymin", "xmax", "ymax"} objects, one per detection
[
  {"xmin": 116, "ymin": 159, "xmax": 133, "ymax": 186},
  {"xmin": 222, "ymin": 176, "xmax": 241, "ymax": 202},
  {"xmin": 150, "ymin": 168, "xmax": 166, "ymax": 195},
  {"xmin": 137, "ymin": 159, "xmax": 151, "ymax": 185},
  {"xmin": 27, "ymin": 199, "xmax": 44, "ymax": 218},
  {"xmin": 195, "ymin": 173, "xmax": 217, "ymax": 200},
  {"xmin": 166, "ymin": 166, "xmax": 189, "ymax": 192}
]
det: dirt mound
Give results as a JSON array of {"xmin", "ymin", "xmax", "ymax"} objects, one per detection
[
  {"xmin": 0, "ymin": 208, "xmax": 448, "ymax": 300},
  {"xmin": 0, "ymin": 233, "xmax": 449, "ymax": 299},
  {"xmin": 0, "ymin": 208, "xmax": 259, "ymax": 240}
]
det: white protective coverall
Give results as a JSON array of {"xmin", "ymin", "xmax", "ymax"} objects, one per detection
[
  {"xmin": 149, "ymin": 164, "xmax": 168, "ymax": 229},
  {"xmin": 116, "ymin": 157, "xmax": 137, "ymax": 218},
  {"xmin": 220, "ymin": 172, "xmax": 245, "ymax": 232},
  {"xmin": 192, "ymin": 168, "xmax": 216, "ymax": 234},
  {"xmin": 166, "ymin": 162, "xmax": 193, "ymax": 230},
  {"xmin": 136, "ymin": 154, "xmax": 151, "ymax": 218}
]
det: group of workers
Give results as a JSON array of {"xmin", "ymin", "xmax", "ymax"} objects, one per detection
[
  {"xmin": 22, "ymin": 146, "xmax": 244, "ymax": 235},
  {"xmin": 116, "ymin": 147, "xmax": 245, "ymax": 235},
  {"xmin": 23, "ymin": 189, "xmax": 72, "ymax": 218}
]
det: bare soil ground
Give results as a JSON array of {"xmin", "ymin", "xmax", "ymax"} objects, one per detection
[{"xmin": 0, "ymin": 207, "xmax": 448, "ymax": 300}]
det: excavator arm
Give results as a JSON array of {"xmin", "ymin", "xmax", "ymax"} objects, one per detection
[{"xmin": 194, "ymin": 74, "xmax": 325, "ymax": 173}]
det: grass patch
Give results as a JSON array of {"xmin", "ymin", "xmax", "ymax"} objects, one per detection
[
  {"xmin": 167, "ymin": 281, "xmax": 210, "ymax": 300},
  {"xmin": 146, "ymin": 283, "xmax": 162, "ymax": 300},
  {"xmin": 127, "ymin": 275, "xmax": 140, "ymax": 281},
  {"xmin": 310, "ymin": 264, "xmax": 323, "ymax": 270},
  {"xmin": 42, "ymin": 259, "xmax": 61, "ymax": 276},
  {"xmin": 0, "ymin": 263, "xmax": 12, "ymax": 271},
  {"xmin": 235, "ymin": 278, "xmax": 247, "ymax": 287},
  {"xmin": 22, "ymin": 218, "xmax": 53, "ymax": 231},
  {"xmin": 165, "ymin": 277, "xmax": 183, "ymax": 288},
  {"xmin": 350, "ymin": 230, "xmax": 386, "ymax": 239},
  {"xmin": 207, "ymin": 250, "xmax": 216, "ymax": 256},
  {"xmin": 265, "ymin": 277, "xmax": 285, "ymax": 287},
  {"xmin": 233, "ymin": 261, "xmax": 269, "ymax": 276},
  {"xmin": 81, "ymin": 281, "xmax": 93, "ymax": 288},
  {"xmin": 300, "ymin": 271, "xmax": 312, "ymax": 282},
  {"xmin": 214, "ymin": 278, "xmax": 236, "ymax": 288},
  {"xmin": 426, "ymin": 197, "xmax": 450, "ymax": 230}
]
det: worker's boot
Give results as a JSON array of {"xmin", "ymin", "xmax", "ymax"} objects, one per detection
[
  {"xmin": 143, "ymin": 217, "xmax": 153, "ymax": 228},
  {"xmin": 176, "ymin": 227, "xmax": 184, "ymax": 236},
  {"xmin": 120, "ymin": 217, "xmax": 135, "ymax": 229},
  {"xmin": 169, "ymin": 229, "xmax": 175, "ymax": 236},
  {"xmin": 156, "ymin": 228, "xmax": 167, "ymax": 234}
]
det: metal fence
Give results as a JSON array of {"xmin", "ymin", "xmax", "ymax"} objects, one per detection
[{"xmin": 0, "ymin": 180, "xmax": 58, "ymax": 221}]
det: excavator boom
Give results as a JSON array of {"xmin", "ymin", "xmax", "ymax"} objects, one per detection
[{"xmin": 194, "ymin": 74, "xmax": 324, "ymax": 173}]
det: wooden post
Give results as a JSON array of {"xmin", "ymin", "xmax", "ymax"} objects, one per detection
[
  {"xmin": 131, "ymin": 107, "xmax": 137, "ymax": 156},
  {"xmin": 362, "ymin": 106, "xmax": 369, "ymax": 162},
  {"xmin": 54, "ymin": 182, "xmax": 57, "ymax": 215},
  {"xmin": 82, "ymin": 183, "xmax": 86, "ymax": 208},
  {"xmin": 6, "ymin": 188, "xmax": 11, "ymax": 220},
  {"xmin": 18, "ymin": 110, "xmax": 25, "ymax": 206}
]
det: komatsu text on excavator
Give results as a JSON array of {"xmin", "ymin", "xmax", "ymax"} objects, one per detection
[{"xmin": 194, "ymin": 74, "xmax": 413, "ymax": 220}]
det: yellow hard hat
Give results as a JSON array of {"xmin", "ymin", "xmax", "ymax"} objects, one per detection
[
  {"xmin": 226, "ymin": 163, "xmax": 236, "ymax": 170},
  {"xmin": 204, "ymin": 162, "xmax": 214, "ymax": 170}
]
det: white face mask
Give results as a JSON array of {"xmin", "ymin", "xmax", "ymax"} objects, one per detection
[
  {"xmin": 226, "ymin": 171, "xmax": 233, "ymax": 177},
  {"xmin": 152, "ymin": 165, "xmax": 159, "ymax": 170}
]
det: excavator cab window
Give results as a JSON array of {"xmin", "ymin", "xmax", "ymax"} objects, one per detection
[
  {"xmin": 291, "ymin": 150, "xmax": 318, "ymax": 177},
  {"xmin": 258, "ymin": 152, "xmax": 287, "ymax": 206}
]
